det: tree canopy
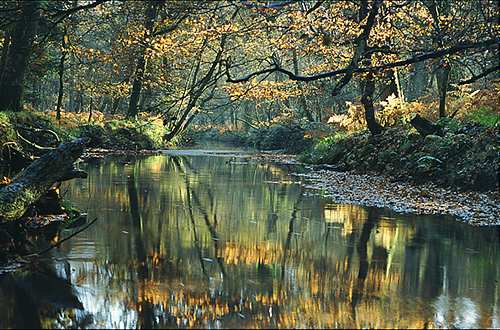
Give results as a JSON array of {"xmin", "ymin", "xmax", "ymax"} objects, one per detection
[{"xmin": 0, "ymin": 0, "xmax": 498, "ymax": 138}]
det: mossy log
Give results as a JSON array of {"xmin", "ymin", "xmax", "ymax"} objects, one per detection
[{"xmin": 0, "ymin": 138, "xmax": 87, "ymax": 222}]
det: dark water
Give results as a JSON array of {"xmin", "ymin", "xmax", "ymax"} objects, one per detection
[{"xmin": 0, "ymin": 151, "xmax": 499, "ymax": 329}]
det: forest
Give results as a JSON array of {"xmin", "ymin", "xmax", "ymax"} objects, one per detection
[{"xmin": 0, "ymin": 0, "xmax": 499, "ymax": 329}]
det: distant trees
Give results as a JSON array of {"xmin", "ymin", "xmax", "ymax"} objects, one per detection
[
  {"xmin": 127, "ymin": 1, "xmax": 161, "ymax": 118},
  {"xmin": 0, "ymin": 0, "xmax": 108, "ymax": 112}
]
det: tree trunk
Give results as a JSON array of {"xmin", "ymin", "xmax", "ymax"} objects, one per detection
[
  {"xmin": 99, "ymin": 96, "xmax": 110, "ymax": 113},
  {"xmin": 163, "ymin": 36, "xmax": 226, "ymax": 142},
  {"xmin": 56, "ymin": 32, "xmax": 68, "ymax": 121},
  {"xmin": 292, "ymin": 49, "xmax": 313, "ymax": 121},
  {"xmin": 127, "ymin": 2, "xmax": 159, "ymax": 118},
  {"xmin": 0, "ymin": 29, "xmax": 12, "ymax": 78},
  {"xmin": 111, "ymin": 97, "xmax": 121, "ymax": 114},
  {"xmin": 361, "ymin": 73, "xmax": 383, "ymax": 135},
  {"xmin": 67, "ymin": 76, "xmax": 76, "ymax": 112},
  {"xmin": 87, "ymin": 96, "xmax": 93, "ymax": 122},
  {"xmin": 139, "ymin": 88, "xmax": 151, "ymax": 113},
  {"xmin": 407, "ymin": 61, "xmax": 430, "ymax": 101},
  {"xmin": 426, "ymin": 0, "xmax": 451, "ymax": 118},
  {"xmin": 358, "ymin": 0, "xmax": 383, "ymax": 135},
  {"xmin": 436, "ymin": 60, "xmax": 450, "ymax": 118},
  {"xmin": 0, "ymin": 1, "xmax": 40, "ymax": 112},
  {"xmin": 379, "ymin": 70, "xmax": 398, "ymax": 101},
  {"xmin": 0, "ymin": 139, "xmax": 88, "ymax": 222},
  {"xmin": 76, "ymin": 90, "xmax": 84, "ymax": 113},
  {"xmin": 127, "ymin": 57, "xmax": 146, "ymax": 118}
]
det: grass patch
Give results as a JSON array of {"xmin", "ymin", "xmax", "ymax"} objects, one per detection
[{"xmin": 464, "ymin": 107, "xmax": 499, "ymax": 127}]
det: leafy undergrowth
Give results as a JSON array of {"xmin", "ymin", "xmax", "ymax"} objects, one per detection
[
  {"xmin": 45, "ymin": 111, "xmax": 167, "ymax": 150},
  {"xmin": 301, "ymin": 122, "xmax": 499, "ymax": 191},
  {"xmin": 303, "ymin": 84, "xmax": 499, "ymax": 192},
  {"xmin": 77, "ymin": 119, "xmax": 165, "ymax": 150},
  {"xmin": 328, "ymin": 83, "xmax": 500, "ymax": 132}
]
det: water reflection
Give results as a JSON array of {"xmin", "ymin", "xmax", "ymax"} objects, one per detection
[{"xmin": 0, "ymin": 153, "xmax": 499, "ymax": 328}]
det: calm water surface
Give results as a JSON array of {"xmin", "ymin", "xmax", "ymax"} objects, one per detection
[{"xmin": 0, "ymin": 150, "xmax": 499, "ymax": 328}]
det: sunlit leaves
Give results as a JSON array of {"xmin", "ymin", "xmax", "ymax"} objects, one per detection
[{"xmin": 224, "ymin": 79, "xmax": 302, "ymax": 101}]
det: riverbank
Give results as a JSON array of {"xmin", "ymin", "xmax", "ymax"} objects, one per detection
[
  {"xmin": 301, "ymin": 124, "xmax": 499, "ymax": 191},
  {"xmin": 1, "ymin": 109, "xmax": 498, "ymax": 226},
  {"xmin": 0, "ymin": 110, "xmax": 168, "ymax": 268},
  {"xmin": 190, "ymin": 120, "xmax": 498, "ymax": 190},
  {"xmin": 253, "ymin": 152, "xmax": 499, "ymax": 226},
  {"xmin": 0, "ymin": 110, "xmax": 167, "ymax": 172},
  {"xmin": 169, "ymin": 119, "xmax": 500, "ymax": 225}
]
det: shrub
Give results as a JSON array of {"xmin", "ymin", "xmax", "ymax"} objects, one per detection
[
  {"xmin": 299, "ymin": 132, "xmax": 351, "ymax": 164},
  {"xmin": 77, "ymin": 124, "xmax": 108, "ymax": 147},
  {"xmin": 247, "ymin": 124, "xmax": 312, "ymax": 152}
]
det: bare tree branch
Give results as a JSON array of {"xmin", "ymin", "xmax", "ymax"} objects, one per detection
[
  {"xmin": 226, "ymin": 39, "xmax": 499, "ymax": 83},
  {"xmin": 305, "ymin": 1, "xmax": 324, "ymax": 15},
  {"xmin": 457, "ymin": 64, "xmax": 500, "ymax": 85},
  {"xmin": 49, "ymin": 0, "xmax": 109, "ymax": 19}
]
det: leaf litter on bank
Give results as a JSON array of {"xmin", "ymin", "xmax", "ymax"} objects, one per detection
[
  {"xmin": 294, "ymin": 169, "xmax": 499, "ymax": 226},
  {"xmin": 252, "ymin": 152, "xmax": 499, "ymax": 226}
]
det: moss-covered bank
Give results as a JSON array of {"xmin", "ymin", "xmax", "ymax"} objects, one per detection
[
  {"xmin": 300, "ymin": 123, "xmax": 499, "ymax": 191},
  {"xmin": 0, "ymin": 111, "xmax": 167, "ymax": 171}
]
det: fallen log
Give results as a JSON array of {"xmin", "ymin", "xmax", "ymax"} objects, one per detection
[{"xmin": 0, "ymin": 138, "xmax": 88, "ymax": 223}]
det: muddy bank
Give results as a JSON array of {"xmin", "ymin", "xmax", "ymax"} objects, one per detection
[{"xmin": 253, "ymin": 153, "xmax": 499, "ymax": 226}]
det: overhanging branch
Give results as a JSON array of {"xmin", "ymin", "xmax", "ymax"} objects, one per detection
[
  {"xmin": 50, "ymin": 0, "xmax": 109, "ymax": 19},
  {"xmin": 226, "ymin": 38, "xmax": 499, "ymax": 83},
  {"xmin": 457, "ymin": 64, "xmax": 500, "ymax": 85}
]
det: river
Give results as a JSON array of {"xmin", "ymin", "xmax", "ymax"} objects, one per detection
[{"xmin": 0, "ymin": 150, "xmax": 498, "ymax": 328}]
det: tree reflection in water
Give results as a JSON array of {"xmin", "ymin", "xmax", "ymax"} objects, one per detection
[{"xmin": 0, "ymin": 153, "xmax": 498, "ymax": 328}]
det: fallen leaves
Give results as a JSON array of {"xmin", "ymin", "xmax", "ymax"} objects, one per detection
[{"xmin": 295, "ymin": 169, "xmax": 499, "ymax": 226}]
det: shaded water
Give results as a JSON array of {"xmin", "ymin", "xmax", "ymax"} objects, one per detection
[{"xmin": 0, "ymin": 151, "xmax": 499, "ymax": 328}]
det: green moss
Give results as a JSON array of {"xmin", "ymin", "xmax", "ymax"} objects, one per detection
[
  {"xmin": 72, "ymin": 119, "xmax": 167, "ymax": 150},
  {"xmin": 0, "ymin": 111, "xmax": 169, "ymax": 161},
  {"xmin": 464, "ymin": 107, "xmax": 499, "ymax": 127},
  {"xmin": 0, "ymin": 187, "xmax": 37, "ymax": 222},
  {"xmin": 299, "ymin": 131, "xmax": 354, "ymax": 164},
  {"xmin": 101, "ymin": 119, "xmax": 166, "ymax": 149},
  {"xmin": 0, "ymin": 112, "xmax": 16, "ymax": 146}
]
